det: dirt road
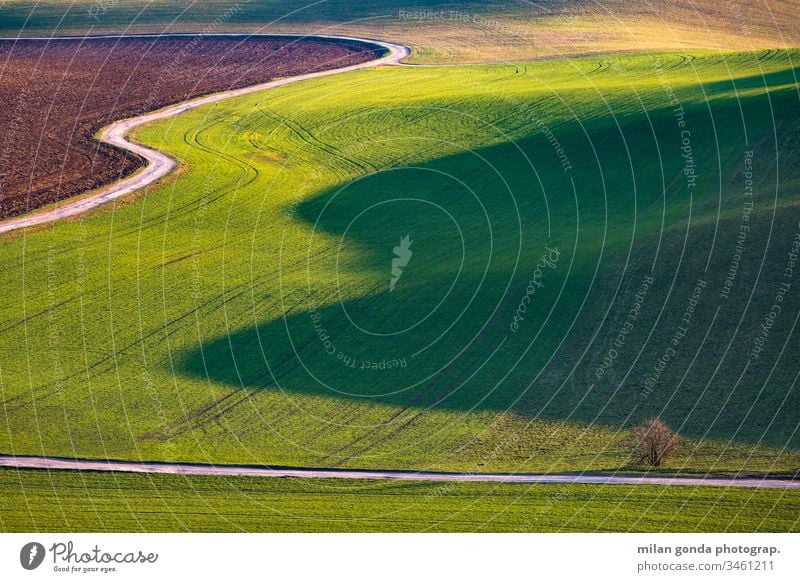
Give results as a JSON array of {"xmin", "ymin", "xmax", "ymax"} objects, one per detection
[
  {"xmin": 0, "ymin": 34, "xmax": 408, "ymax": 235},
  {"xmin": 1, "ymin": 455, "xmax": 796, "ymax": 489}
]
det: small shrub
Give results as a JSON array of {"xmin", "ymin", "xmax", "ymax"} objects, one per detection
[{"xmin": 630, "ymin": 418, "xmax": 680, "ymax": 467}]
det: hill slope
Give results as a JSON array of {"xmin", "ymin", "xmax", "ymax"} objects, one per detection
[
  {"xmin": 0, "ymin": 1, "xmax": 799, "ymax": 62},
  {"xmin": 0, "ymin": 49, "xmax": 798, "ymax": 475}
]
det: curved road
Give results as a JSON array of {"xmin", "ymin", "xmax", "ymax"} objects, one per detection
[
  {"xmin": 0, "ymin": 455, "xmax": 796, "ymax": 489},
  {"xmin": 0, "ymin": 34, "xmax": 409, "ymax": 235}
]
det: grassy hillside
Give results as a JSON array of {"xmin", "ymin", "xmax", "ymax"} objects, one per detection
[
  {"xmin": 2, "ymin": 469, "xmax": 798, "ymax": 532},
  {"xmin": 1, "ymin": 49, "xmax": 798, "ymax": 477},
  {"xmin": 0, "ymin": 1, "xmax": 799, "ymax": 62}
]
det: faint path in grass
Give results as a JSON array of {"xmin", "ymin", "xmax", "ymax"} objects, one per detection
[
  {"xmin": 0, "ymin": 34, "xmax": 409, "ymax": 235},
  {"xmin": 1, "ymin": 455, "xmax": 797, "ymax": 489}
]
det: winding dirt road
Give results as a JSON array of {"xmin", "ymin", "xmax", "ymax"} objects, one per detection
[
  {"xmin": 0, "ymin": 455, "xmax": 797, "ymax": 489},
  {"xmin": 0, "ymin": 34, "xmax": 409, "ymax": 235}
]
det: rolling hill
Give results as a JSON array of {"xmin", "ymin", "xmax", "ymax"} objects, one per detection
[
  {"xmin": 1, "ymin": 1, "xmax": 799, "ymax": 62},
  {"xmin": 1, "ymin": 48, "xmax": 798, "ymax": 478}
]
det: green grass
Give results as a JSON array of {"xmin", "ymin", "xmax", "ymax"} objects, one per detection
[
  {"xmin": 2, "ymin": 469, "xmax": 797, "ymax": 532},
  {"xmin": 1, "ymin": 49, "xmax": 799, "ymax": 483},
  {"xmin": 1, "ymin": 1, "xmax": 799, "ymax": 62}
]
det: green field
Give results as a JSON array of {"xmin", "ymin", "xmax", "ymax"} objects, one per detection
[
  {"xmin": 1, "ymin": 48, "xmax": 799, "ymax": 491},
  {"xmin": 2, "ymin": 0, "xmax": 799, "ymax": 62},
  {"xmin": 2, "ymin": 469, "xmax": 797, "ymax": 532}
]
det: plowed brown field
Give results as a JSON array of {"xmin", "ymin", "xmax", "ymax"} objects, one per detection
[{"xmin": 0, "ymin": 35, "xmax": 379, "ymax": 219}]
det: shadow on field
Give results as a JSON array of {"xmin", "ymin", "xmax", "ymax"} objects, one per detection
[{"xmin": 175, "ymin": 84, "xmax": 800, "ymax": 448}]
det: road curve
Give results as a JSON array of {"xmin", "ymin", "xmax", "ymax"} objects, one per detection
[
  {"xmin": 0, "ymin": 34, "xmax": 409, "ymax": 235},
  {"xmin": 1, "ymin": 455, "xmax": 797, "ymax": 489}
]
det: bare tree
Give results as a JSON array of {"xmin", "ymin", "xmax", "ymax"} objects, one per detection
[{"xmin": 630, "ymin": 418, "xmax": 680, "ymax": 467}]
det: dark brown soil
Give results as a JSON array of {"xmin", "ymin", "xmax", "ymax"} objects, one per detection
[{"xmin": 0, "ymin": 35, "xmax": 380, "ymax": 219}]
